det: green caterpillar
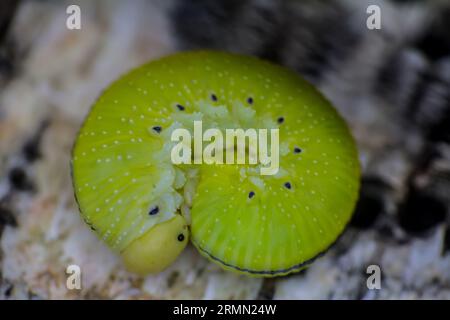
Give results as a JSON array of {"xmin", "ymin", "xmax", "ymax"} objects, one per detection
[{"xmin": 71, "ymin": 51, "xmax": 360, "ymax": 276}]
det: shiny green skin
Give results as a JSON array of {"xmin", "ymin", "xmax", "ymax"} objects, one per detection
[{"xmin": 72, "ymin": 51, "xmax": 360, "ymax": 276}]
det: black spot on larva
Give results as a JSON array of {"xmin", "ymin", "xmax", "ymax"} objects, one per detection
[
  {"xmin": 284, "ymin": 182, "xmax": 292, "ymax": 189},
  {"xmin": 277, "ymin": 117, "xmax": 284, "ymax": 124},
  {"xmin": 249, "ymin": 191, "xmax": 255, "ymax": 199},
  {"xmin": 176, "ymin": 104, "xmax": 185, "ymax": 111},
  {"xmin": 149, "ymin": 206, "xmax": 159, "ymax": 215},
  {"xmin": 294, "ymin": 147, "xmax": 302, "ymax": 154},
  {"xmin": 247, "ymin": 97, "xmax": 253, "ymax": 104},
  {"xmin": 152, "ymin": 126, "xmax": 162, "ymax": 133},
  {"xmin": 177, "ymin": 234, "xmax": 185, "ymax": 242},
  {"xmin": 211, "ymin": 94, "xmax": 218, "ymax": 102}
]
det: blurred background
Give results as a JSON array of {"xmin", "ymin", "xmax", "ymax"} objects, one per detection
[{"xmin": 0, "ymin": 0, "xmax": 449, "ymax": 299}]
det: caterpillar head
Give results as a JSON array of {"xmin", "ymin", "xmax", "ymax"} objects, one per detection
[{"xmin": 121, "ymin": 214, "xmax": 189, "ymax": 275}]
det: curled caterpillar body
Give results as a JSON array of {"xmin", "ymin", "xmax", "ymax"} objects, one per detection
[{"xmin": 71, "ymin": 51, "xmax": 360, "ymax": 277}]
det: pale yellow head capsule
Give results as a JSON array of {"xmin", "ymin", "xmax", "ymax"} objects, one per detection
[{"xmin": 121, "ymin": 215, "xmax": 189, "ymax": 275}]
